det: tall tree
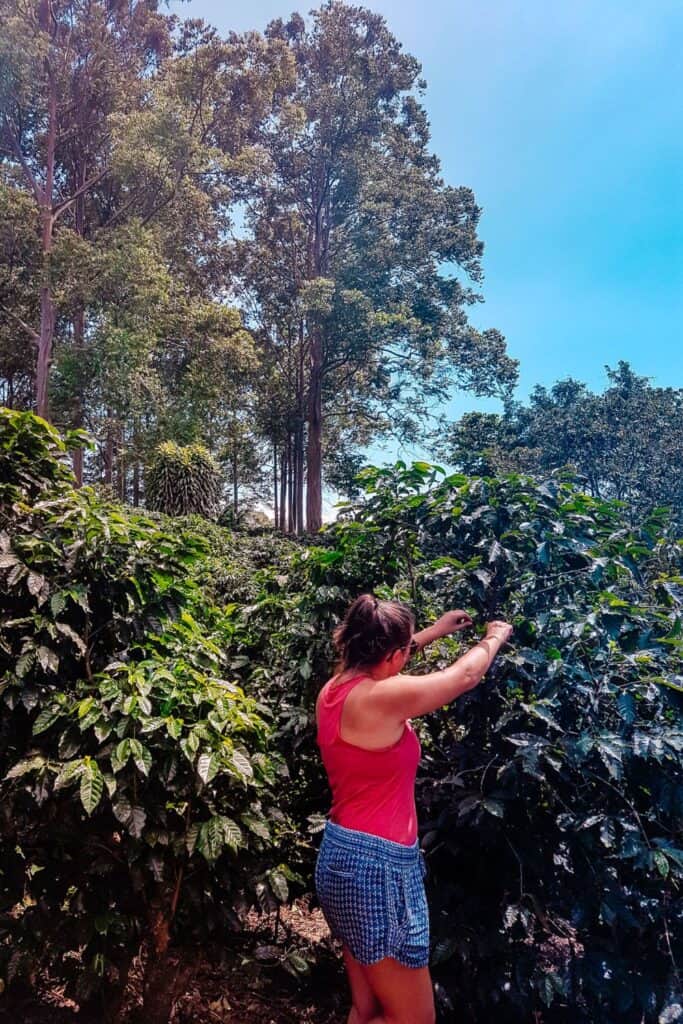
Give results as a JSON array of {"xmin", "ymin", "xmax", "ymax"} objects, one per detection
[
  {"xmin": 0, "ymin": 0, "xmax": 172, "ymax": 420},
  {"xmin": 236, "ymin": 2, "xmax": 517, "ymax": 532}
]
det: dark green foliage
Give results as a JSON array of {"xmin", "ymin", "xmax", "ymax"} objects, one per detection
[
  {"xmin": 0, "ymin": 411, "xmax": 290, "ymax": 1017},
  {"xmin": 146, "ymin": 441, "xmax": 222, "ymax": 518},
  {"xmin": 440, "ymin": 362, "xmax": 683, "ymax": 526},
  {"xmin": 228, "ymin": 460, "xmax": 683, "ymax": 1024},
  {"xmin": 3, "ymin": 411, "xmax": 681, "ymax": 1023}
]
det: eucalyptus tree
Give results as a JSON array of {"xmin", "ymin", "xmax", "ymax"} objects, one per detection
[
  {"xmin": 235, "ymin": 1, "xmax": 517, "ymax": 533},
  {"xmin": 0, "ymin": 2, "xmax": 293, "ymax": 500},
  {"xmin": 0, "ymin": 0, "xmax": 173, "ymax": 421}
]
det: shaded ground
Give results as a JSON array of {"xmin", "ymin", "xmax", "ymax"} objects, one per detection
[{"xmin": 0, "ymin": 897, "xmax": 349, "ymax": 1024}]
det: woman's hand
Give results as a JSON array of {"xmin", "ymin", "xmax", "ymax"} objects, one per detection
[
  {"xmin": 484, "ymin": 620, "xmax": 513, "ymax": 645},
  {"xmin": 435, "ymin": 609, "xmax": 474, "ymax": 636}
]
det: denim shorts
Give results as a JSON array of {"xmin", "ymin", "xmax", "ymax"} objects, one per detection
[{"xmin": 314, "ymin": 821, "xmax": 430, "ymax": 968}]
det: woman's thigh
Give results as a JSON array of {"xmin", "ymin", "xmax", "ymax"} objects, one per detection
[
  {"xmin": 342, "ymin": 945, "xmax": 382, "ymax": 1018},
  {"xmin": 361, "ymin": 956, "xmax": 435, "ymax": 1024}
]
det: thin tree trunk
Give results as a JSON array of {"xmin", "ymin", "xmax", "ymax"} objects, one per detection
[
  {"xmin": 117, "ymin": 422, "xmax": 125, "ymax": 501},
  {"xmin": 291, "ymin": 434, "xmax": 297, "ymax": 533},
  {"xmin": 70, "ymin": 156, "xmax": 87, "ymax": 484},
  {"xmin": 273, "ymin": 440, "xmax": 279, "ymax": 528},
  {"xmin": 133, "ymin": 460, "xmax": 141, "ymax": 506},
  {"xmin": 297, "ymin": 324, "xmax": 306, "ymax": 534},
  {"xmin": 104, "ymin": 413, "xmax": 114, "ymax": 485},
  {"xmin": 306, "ymin": 327, "xmax": 323, "ymax": 532},
  {"xmin": 279, "ymin": 446, "xmax": 287, "ymax": 532},
  {"xmin": 287, "ymin": 434, "xmax": 295, "ymax": 534},
  {"xmin": 295, "ymin": 419, "xmax": 305, "ymax": 536},
  {"xmin": 36, "ymin": 269, "xmax": 54, "ymax": 421},
  {"xmin": 233, "ymin": 449, "xmax": 238, "ymax": 514},
  {"xmin": 35, "ymin": 12, "xmax": 57, "ymax": 421}
]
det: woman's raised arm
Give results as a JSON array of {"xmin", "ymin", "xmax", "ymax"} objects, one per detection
[{"xmin": 368, "ymin": 621, "xmax": 512, "ymax": 720}]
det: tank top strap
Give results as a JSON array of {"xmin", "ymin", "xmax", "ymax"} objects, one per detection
[{"xmin": 322, "ymin": 673, "xmax": 367, "ymax": 699}]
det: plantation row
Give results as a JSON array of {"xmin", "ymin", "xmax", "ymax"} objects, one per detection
[{"xmin": 0, "ymin": 409, "xmax": 681, "ymax": 1023}]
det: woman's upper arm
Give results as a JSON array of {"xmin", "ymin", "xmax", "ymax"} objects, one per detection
[{"xmin": 367, "ymin": 664, "xmax": 478, "ymax": 720}]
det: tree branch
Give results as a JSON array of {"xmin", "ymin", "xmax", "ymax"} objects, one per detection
[
  {"xmin": 53, "ymin": 166, "xmax": 109, "ymax": 221},
  {"xmin": 0, "ymin": 304, "xmax": 39, "ymax": 344},
  {"xmin": 2, "ymin": 116, "xmax": 44, "ymax": 205}
]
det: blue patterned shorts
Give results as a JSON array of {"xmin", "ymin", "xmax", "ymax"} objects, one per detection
[{"xmin": 314, "ymin": 821, "xmax": 430, "ymax": 968}]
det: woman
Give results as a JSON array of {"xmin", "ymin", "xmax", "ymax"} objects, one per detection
[{"xmin": 314, "ymin": 594, "xmax": 513, "ymax": 1024}]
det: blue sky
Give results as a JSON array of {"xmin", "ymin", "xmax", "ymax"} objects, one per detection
[{"xmin": 172, "ymin": 0, "xmax": 683, "ymax": 507}]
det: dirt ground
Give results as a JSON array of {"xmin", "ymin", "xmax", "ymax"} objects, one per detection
[{"xmin": 0, "ymin": 897, "xmax": 350, "ymax": 1024}]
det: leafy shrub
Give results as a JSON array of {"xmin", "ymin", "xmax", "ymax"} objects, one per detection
[
  {"xmin": 227, "ymin": 461, "xmax": 683, "ymax": 1024},
  {"xmin": 146, "ymin": 441, "xmax": 222, "ymax": 518},
  {"xmin": 0, "ymin": 411, "xmax": 292, "ymax": 1023}
]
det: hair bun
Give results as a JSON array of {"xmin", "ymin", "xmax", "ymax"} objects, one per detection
[{"xmin": 332, "ymin": 594, "xmax": 414, "ymax": 672}]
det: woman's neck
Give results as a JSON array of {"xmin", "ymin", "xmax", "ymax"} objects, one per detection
[{"xmin": 335, "ymin": 662, "xmax": 392, "ymax": 683}]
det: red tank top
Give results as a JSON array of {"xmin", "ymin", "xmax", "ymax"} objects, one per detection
[{"xmin": 316, "ymin": 674, "xmax": 421, "ymax": 846}]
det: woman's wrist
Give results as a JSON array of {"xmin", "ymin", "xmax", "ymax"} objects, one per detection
[{"xmin": 411, "ymin": 624, "xmax": 441, "ymax": 650}]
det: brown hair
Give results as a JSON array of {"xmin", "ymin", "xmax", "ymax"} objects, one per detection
[{"xmin": 333, "ymin": 594, "xmax": 414, "ymax": 672}]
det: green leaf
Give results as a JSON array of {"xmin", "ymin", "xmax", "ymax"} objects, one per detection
[
  {"xmin": 241, "ymin": 813, "xmax": 271, "ymax": 841},
  {"xmin": 222, "ymin": 817, "xmax": 242, "ymax": 852},
  {"xmin": 27, "ymin": 571, "xmax": 45, "ymax": 596},
  {"xmin": 111, "ymin": 739, "xmax": 130, "ymax": 773},
  {"xmin": 653, "ymin": 851, "xmax": 669, "ymax": 878},
  {"xmin": 482, "ymin": 798, "xmax": 504, "ymax": 819},
  {"xmin": 54, "ymin": 759, "xmax": 86, "ymax": 790},
  {"xmin": 32, "ymin": 706, "xmax": 60, "ymax": 735},
  {"xmin": 77, "ymin": 697, "xmax": 95, "ymax": 719},
  {"xmin": 186, "ymin": 823, "xmax": 200, "ymax": 855},
  {"xmin": 128, "ymin": 738, "xmax": 152, "ymax": 776},
  {"xmin": 55, "ymin": 622, "xmax": 87, "ymax": 655},
  {"xmin": 268, "ymin": 868, "xmax": 289, "ymax": 902},
  {"xmin": 231, "ymin": 749, "xmax": 254, "ymax": 780},
  {"xmin": 198, "ymin": 816, "xmax": 226, "ymax": 862},
  {"xmin": 80, "ymin": 762, "xmax": 104, "ymax": 815},
  {"xmin": 285, "ymin": 952, "xmax": 310, "ymax": 975},
  {"xmin": 166, "ymin": 717, "xmax": 183, "ymax": 739},
  {"xmin": 138, "ymin": 694, "xmax": 152, "ymax": 716},
  {"xmin": 6, "ymin": 756, "xmax": 46, "ymax": 780},
  {"xmin": 113, "ymin": 796, "xmax": 146, "ymax": 838},
  {"xmin": 197, "ymin": 752, "xmax": 219, "ymax": 784},
  {"xmin": 617, "ymin": 692, "xmax": 636, "ymax": 725}
]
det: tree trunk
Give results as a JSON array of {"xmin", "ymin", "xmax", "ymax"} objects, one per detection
[
  {"xmin": 104, "ymin": 414, "xmax": 115, "ymax": 485},
  {"xmin": 70, "ymin": 157, "xmax": 87, "ymax": 484},
  {"xmin": 273, "ymin": 440, "xmax": 279, "ymax": 527},
  {"xmin": 287, "ymin": 434, "xmax": 295, "ymax": 534},
  {"xmin": 36, "ymin": 278, "xmax": 54, "ymax": 421},
  {"xmin": 296, "ymin": 324, "xmax": 306, "ymax": 534},
  {"xmin": 35, "ymin": 19, "xmax": 57, "ymax": 422},
  {"xmin": 133, "ymin": 460, "xmax": 141, "ymax": 506},
  {"xmin": 295, "ymin": 418, "xmax": 305, "ymax": 536},
  {"xmin": 135, "ymin": 905, "xmax": 193, "ymax": 1024},
  {"xmin": 306, "ymin": 327, "xmax": 323, "ymax": 532},
  {"xmin": 279, "ymin": 445, "xmax": 287, "ymax": 532},
  {"xmin": 233, "ymin": 449, "xmax": 238, "ymax": 514}
]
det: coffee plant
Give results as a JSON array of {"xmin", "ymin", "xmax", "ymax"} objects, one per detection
[
  {"xmin": 0, "ymin": 411, "xmax": 293, "ymax": 1023},
  {"xmin": 227, "ymin": 461, "xmax": 683, "ymax": 1024},
  {"xmin": 2, "ymin": 414, "xmax": 681, "ymax": 1024}
]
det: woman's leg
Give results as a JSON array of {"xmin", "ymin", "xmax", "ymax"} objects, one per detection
[
  {"xmin": 361, "ymin": 957, "xmax": 435, "ymax": 1024},
  {"xmin": 342, "ymin": 944, "xmax": 383, "ymax": 1024}
]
